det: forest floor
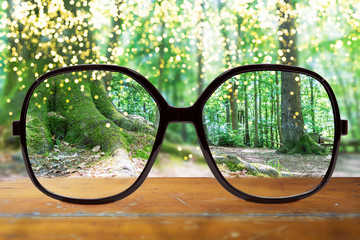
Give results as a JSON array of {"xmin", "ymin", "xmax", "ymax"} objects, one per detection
[
  {"xmin": 210, "ymin": 146, "xmax": 331, "ymax": 177},
  {"xmin": 1, "ymin": 143, "xmax": 360, "ymax": 178}
]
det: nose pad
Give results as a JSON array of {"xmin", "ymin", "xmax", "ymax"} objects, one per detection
[{"xmin": 148, "ymin": 123, "xmax": 213, "ymax": 177}]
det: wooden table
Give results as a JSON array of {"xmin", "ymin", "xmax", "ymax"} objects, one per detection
[{"xmin": 0, "ymin": 177, "xmax": 359, "ymax": 239}]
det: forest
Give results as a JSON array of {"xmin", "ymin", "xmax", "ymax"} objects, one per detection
[{"xmin": 0, "ymin": 0, "xmax": 359, "ymax": 183}]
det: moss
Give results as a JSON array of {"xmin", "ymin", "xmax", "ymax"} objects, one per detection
[
  {"xmin": 236, "ymin": 162, "xmax": 246, "ymax": 171},
  {"xmin": 26, "ymin": 82, "xmax": 54, "ymax": 154},
  {"xmin": 47, "ymin": 112, "xmax": 67, "ymax": 139},
  {"xmin": 26, "ymin": 115, "xmax": 53, "ymax": 154},
  {"xmin": 225, "ymin": 161, "xmax": 240, "ymax": 172},
  {"xmin": 134, "ymin": 148, "xmax": 150, "ymax": 159},
  {"xmin": 278, "ymin": 134, "xmax": 328, "ymax": 155}
]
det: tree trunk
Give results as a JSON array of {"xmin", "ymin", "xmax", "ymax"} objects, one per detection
[
  {"xmin": 275, "ymin": 72, "xmax": 283, "ymax": 144},
  {"xmin": 265, "ymin": 97, "xmax": 268, "ymax": 148},
  {"xmin": 278, "ymin": 0, "xmax": 326, "ymax": 154},
  {"xmin": 244, "ymin": 83, "xmax": 250, "ymax": 146},
  {"xmin": 270, "ymin": 93, "xmax": 274, "ymax": 148},
  {"xmin": 225, "ymin": 101, "xmax": 231, "ymax": 128},
  {"xmin": 154, "ymin": 20, "xmax": 166, "ymax": 125},
  {"xmin": 229, "ymin": 84, "xmax": 239, "ymax": 130},
  {"xmin": 254, "ymin": 77, "xmax": 259, "ymax": 147},
  {"xmin": 196, "ymin": 1, "xmax": 205, "ymax": 96},
  {"xmin": 310, "ymin": 78, "xmax": 316, "ymax": 133},
  {"xmin": 258, "ymin": 76, "xmax": 263, "ymax": 147},
  {"xmin": 280, "ymin": 71, "xmax": 305, "ymax": 146},
  {"xmin": 105, "ymin": 0, "xmax": 124, "ymax": 65}
]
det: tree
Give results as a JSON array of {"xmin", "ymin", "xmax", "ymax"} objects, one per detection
[
  {"xmin": 278, "ymin": 0, "xmax": 326, "ymax": 154},
  {"xmin": 254, "ymin": 75, "xmax": 259, "ymax": 146}
]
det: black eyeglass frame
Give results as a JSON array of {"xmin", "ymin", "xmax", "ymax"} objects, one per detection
[{"xmin": 12, "ymin": 64, "xmax": 348, "ymax": 204}]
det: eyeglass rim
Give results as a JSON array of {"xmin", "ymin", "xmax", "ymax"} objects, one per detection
[{"xmin": 14, "ymin": 63, "xmax": 344, "ymax": 204}]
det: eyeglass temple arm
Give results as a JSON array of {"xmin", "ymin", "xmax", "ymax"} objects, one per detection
[
  {"xmin": 12, "ymin": 121, "xmax": 20, "ymax": 136},
  {"xmin": 341, "ymin": 119, "xmax": 348, "ymax": 136}
]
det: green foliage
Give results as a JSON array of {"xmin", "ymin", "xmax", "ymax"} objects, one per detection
[
  {"xmin": 0, "ymin": 0, "xmax": 359, "ymax": 154},
  {"xmin": 225, "ymin": 161, "xmax": 241, "ymax": 172},
  {"xmin": 218, "ymin": 129, "xmax": 245, "ymax": 147}
]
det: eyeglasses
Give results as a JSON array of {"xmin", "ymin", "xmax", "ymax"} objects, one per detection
[{"xmin": 12, "ymin": 64, "xmax": 348, "ymax": 204}]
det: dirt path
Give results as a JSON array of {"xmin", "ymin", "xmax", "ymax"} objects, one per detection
[{"xmin": 210, "ymin": 146, "xmax": 332, "ymax": 177}]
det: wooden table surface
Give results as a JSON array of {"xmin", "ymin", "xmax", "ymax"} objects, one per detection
[{"xmin": 1, "ymin": 177, "xmax": 360, "ymax": 239}]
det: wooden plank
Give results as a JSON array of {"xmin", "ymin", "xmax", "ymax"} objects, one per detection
[
  {"xmin": 0, "ymin": 177, "xmax": 359, "ymax": 239},
  {"xmin": 1, "ymin": 217, "xmax": 359, "ymax": 240},
  {"xmin": 0, "ymin": 177, "xmax": 359, "ymax": 216}
]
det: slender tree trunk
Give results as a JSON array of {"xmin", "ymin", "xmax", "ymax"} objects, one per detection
[
  {"xmin": 196, "ymin": 1, "xmax": 205, "ymax": 96},
  {"xmin": 310, "ymin": 78, "xmax": 316, "ymax": 132},
  {"xmin": 244, "ymin": 83, "xmax": 250, "ymax": 146},
  {"xmin": 258, "ymin": 76, "xmax": 263, "ymax": 147},
  {"xmin": 230, "ymin": 84, "xmax": 239, "ymax": 130},
  {"xmin": 155, "ymin": 20, "xmax": 166, "ymax": 125},
  {"xmin": 105, "ymin": 0, "xmax": 124, "ymax": 64},
  {"xmin": 254, "ymin": 77, "xmax": 259, "ymax": 147},
  {"xmin": 275, "ymin": 72, "xmax": 283, "ymax": 144},
  {"xmin": 158, "ymin": 22, "xmax": 166, "ymax": 93},
  {"xmin": 265, "ymin": 98, "xmax": 268, "ymax": 148},
  {"xmin": 270, "ymin": 92, "xmax": 274, "ymax": 148},
  {"xmin": 225, "ymin": 101, "xmax": 231, "ymax": 128}
]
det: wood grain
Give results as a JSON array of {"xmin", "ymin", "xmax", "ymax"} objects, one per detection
[{"xmin": 0, "ymin": 177, "xmax": 359, "ymax": 239}]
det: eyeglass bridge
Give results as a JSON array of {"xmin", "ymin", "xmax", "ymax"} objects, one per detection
[{"xmin": 167, "ymin": 106, "xmax": 196, "ymax": 123}]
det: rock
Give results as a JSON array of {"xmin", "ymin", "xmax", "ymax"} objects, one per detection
[
  {"xmin": 112, "ymin": 148, "xmax": 136, "ymax": 176},
  {"xmin": 92, "ymin": 145, "xmax": 101, "ymax": 152},
  {"xmin": 251, "ymin": 163, "xmax": 279, "ymax": 177},
  {"xmin": 34, "ymin": 166, "xmax": 42, "ymax": 171},
  {"xmin": 51, "ymin": 156, "xmax": 60, "ymax": 161},
  {"xmin": 127, "ymin": 114, "xmax": 154, "ymax": 128},
  {"xmin": 213, "ymin": 155, "xmax": 226, "ymax": 163},
  {"xmin": 238, "ymin": 159, "xmax": 259, "ymax": 174},
  {"xmin": 78, "ymin": 162, "xmax": 87, "ymax": 168},
  {"xmin": 127, "ymin": 114, "xmax": 156, "ymax": 135},
  {"xmin": 58, "ymin": 153, "xmax": 78, "ymax": 160},
  {"xmin": 216, "ymin": 154, "xmax": 280, "ymax": 177},
  {"xmin": 47, "ymin": 112, "xmax": 67, "ymax": 139}
]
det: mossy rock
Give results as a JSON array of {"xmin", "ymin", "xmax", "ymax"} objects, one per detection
[
  {"xmin": 215, "ymin": 154, "xmax": 279, "ymax": 177},
  {"xmin": 237, "ymin": 160, "xmax": 259, "ymax": 176},
  {"xmin": 251, "ymin": 163, "xmax": 279, "ymax": 177},
  {"xmin": 47, "ymin": 112, "xmax": 67, "ymax": 139}
]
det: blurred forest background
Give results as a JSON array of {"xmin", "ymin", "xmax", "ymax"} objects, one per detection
[{"xmin": 0, "ymin": 0, "xmax": 359, "ymax": 176}]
